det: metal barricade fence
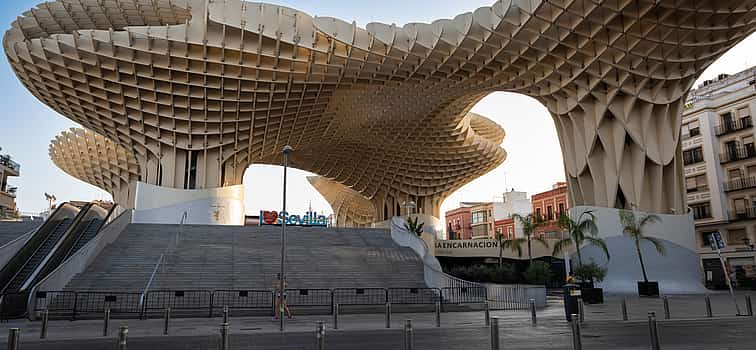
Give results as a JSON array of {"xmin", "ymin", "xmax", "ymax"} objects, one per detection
[
  {"xmin": 441, "ymin": 287, "xmax": 487, "ymax": 305},
  {"xmin": 332, "ymin": 288, "xmax": 387, "ymax": 306},
  {"xmin": 211, "ymin": 290, "xmax": 273, "ymax": 317},
  {"xmin": 387, "ymin": 288, "xmax": 441, "ymax": 305},
  {"xmin": 32, "ymin": 291, "xmax": 76, "ymax": 319},
  {"xmin": 75, "ymin": 292, "xmax": 142, "ymax": 318},
  {"xmin": 285, "ymin": 289, "xmax": 332, "ymax": 314},
  {"xmin": 143, "ymin": 290, "xmax": 213, "ymax": 318},
  {"xmin": 487, "ymin": 285, "xmax": 529, "ymax": 310}
]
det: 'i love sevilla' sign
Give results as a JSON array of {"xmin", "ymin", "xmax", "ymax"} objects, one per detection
[{"xmin": 259, "ymin": 210, "xmax": 328, "ymax": 227}]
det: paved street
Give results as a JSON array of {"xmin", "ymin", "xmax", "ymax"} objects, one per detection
[{"xmin": 0, "ymin": 292, "xmax": 754, "ymax": 349}]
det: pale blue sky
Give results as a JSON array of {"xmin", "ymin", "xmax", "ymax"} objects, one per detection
[{"xmin": 0, "ymin": 1, "xmax": 754, "ymax": 217}]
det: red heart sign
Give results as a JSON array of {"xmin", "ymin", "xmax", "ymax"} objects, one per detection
[{"xmin": 262, "ymin": 211, "xmax": 278, "ymax": 224}]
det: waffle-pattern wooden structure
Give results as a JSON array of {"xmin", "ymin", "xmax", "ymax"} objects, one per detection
[
  {"xmin": 6, "ymin": 0, "xmax": 756, "ymax": 219},
  {"xmin": 49, "ymin": 128, "xmax": 140, "ymax": 208}
]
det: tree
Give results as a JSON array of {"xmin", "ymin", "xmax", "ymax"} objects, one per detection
[
  {"xmin": 619, "ymin": 210, "xmax": 665, "ymax": 283},
  {"xmin": 511, "ymin": 213, "xmax": 549, "ymax": 263},
  {"xmin": 552, "ymin": 210, "xmax": 610, "ymax": 269},
  {"xmin": 496, "ymin": 232, "xmax": 525, "ymax": 267},
  {"xmin": 404, "ymin": 216, "xmax": 424, "ymax": 237}
]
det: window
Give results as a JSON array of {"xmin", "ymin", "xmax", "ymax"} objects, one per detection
[
  {"xmin": 682, "ymin": 120, "xmax": 701, "ymax": 137},
  {"xmin": 471, "ymin": 211, "xmax": 486, "ymax": 224},
  {"xmin": 536, "ymin": 208, "xmax": 542, "ymax": 219},
  {"xmin": 683, "ymin": 147, "xmax": 704, "ymax": 165},
  {"xmin": 507, "ymin": 227, "xmax": 513, "ymax": 238},
  {"xmin": 728, "ymin": 229, "xmax": 748, "ymax": 245},
  {"xmin": 686, "ymin": 175, "xmax": 708, "ymax": 193},
  {"xmin": 733, "ymin": 198, "xmax": 748, "ymax": 214},
  {"xmin": 691, "ymin": 202, "xmax": 712, "ymax": 220},
  {"xmin": 547, "ymin": 206, "xmax": 554, "ymax": 220},
  {"xmin": 558, "ymin": 203, "xmax": 565, "ymax": 217},
  {"xmin": 738, "ymin": 107, "xmax": 752, "ymax": 127},
  {"xmin": 747, "ymin": 165, "xmax": 756, "ymax": 177},
  {"xmin": 729, "ymin": 168, "xmax": 743, "ymax": 181},
  {"xmin": 744, "ymin": 136, "xmax": 755, "ymax": 157},
  {"xmin": 701, "ymin": 232, "xmax": 717, "ymax": 248},
  {"xmin": 722, "ymin": 112, "xmax": 735, "ymax": 130}
]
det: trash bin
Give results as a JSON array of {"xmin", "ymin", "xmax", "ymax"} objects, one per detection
[{"xmin": 563, "ymin": 284, "xmax": 581, "ymax": 321}]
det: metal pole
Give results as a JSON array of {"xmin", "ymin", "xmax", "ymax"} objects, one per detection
[
  {"xmin": 705, "ymin": 295, "xmax": 712, "ymax": 318},
  {"xmin": 7, "ymin": 328, "xmax": 19, "ymax": 350},
  {"xmin": 663, "ymin": 296, "xmax": 670, "ymax": 320},
  {"xmin": 648, "ymin": 312, "xmax": 661, "ymax": 350},
  {"xmin": 40, "ymin": 309, "xmax": 49, "ymax": 339},
  {"xmin": 333, "ymin": 304, "xmax": 339, "ymax": 330},
  {"xmin": 403, "ymin": 320, "xmax": 414, "ymax": 350},
  {"xmin": 220, "ymin": 323, "xmax": 230, "ymax": 350},
  {"xmin": 621, "ymin": 298, "xmax": 628, "ymax": 321},
  {"xmin": 435, "ymin": 301, "xmax": 441, "ymax": 327},
  {"xmin": 746, "ymin": 296, "xmax": 753, "ymax": 317},
  {"xmin": 163, "ymin": 308, "xmax": 171, "ymax": 335},
  {"xmin": 570, "ymin": 314, "xmax": 582, "ymax": 350},
  {"xmin": 223, "ymin": 305, "xmax": 229, "ymax": 324},
  {"xmin": 103, "ymin": 308, "xmax": 111, "ymax": 336},
  {"xmin": 117, "ymin": 325, "xmax": 128, "ymax": 350},
  {"xmin": 489, "ymin": 317, "xmax": 500, "ymax": 350},
  {"xmin": 385, "ymin": 302, "xmax": 391, "ymax": 328},
  {"xmin": 280, "ymin": 145, "xmax": 292, "ymax": 332},
  {"xmin": 316, "ymin": 321, "xmax": 326, "ymax": 350},
  {"xmin": 484, "ymin": 301, "xmax": 490, "ymax": 326},
  {"xmin": 529, "ymin": 298, "xmax": 537, "ymax": 326},
  {"xmin": 578, "ymin": 298, "xmax": 584, "ymax": 323}
]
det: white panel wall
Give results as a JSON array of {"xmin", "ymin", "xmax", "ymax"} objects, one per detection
[{"xmin": 132, "ymin": 182, "xmax": 245, "ymax": 225}]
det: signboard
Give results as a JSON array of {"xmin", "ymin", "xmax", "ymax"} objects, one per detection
[
  {"xmin": 259, "ymin": 210, "xmax": 328, "ymax": 227},
  {"xmin": 434, "ymin": 240, "xmax": 500, "ymax": 257},
  {"xmin": 708, "ymin": 232, "xmax": 726, "ymax": 250}
]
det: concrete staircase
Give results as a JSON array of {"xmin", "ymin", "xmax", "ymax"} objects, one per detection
[
  {"xmin": 64, "ymin": 224, "xmax": 427, "ymax": 292},
  {"xmin": 0, "ymin": 220, "xmax": 42, "ymax": 246}
]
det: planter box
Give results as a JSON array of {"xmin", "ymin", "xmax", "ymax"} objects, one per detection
[
  {"xmin": 637, "ymin": 281, "xmax": 660, "ymax": 297},
  {"xmin": 580, "ymin": 287, "xmax": 604, "ymax": 304}
]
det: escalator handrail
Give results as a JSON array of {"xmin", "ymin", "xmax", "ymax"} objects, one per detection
[{"xmin": 1, "ymin": 219, "xmax": 70, "ymax": 293}]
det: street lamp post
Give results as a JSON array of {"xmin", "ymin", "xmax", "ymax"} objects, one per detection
[{"xmin": 279, "ymin": 145, "xmax": 293, "ymax": 332}]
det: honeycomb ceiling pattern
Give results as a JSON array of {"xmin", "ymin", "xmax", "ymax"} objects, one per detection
[
  {"xmin": 6, "ymin": 0, "xmax": 756, "ymax": 217},
  {"xmin": 49, "ymin": 128, "xmax": 140, "ymax": 208},
  {"xmin": 307, "ymin": 175, "xmax": 376, "ymax": 228}
]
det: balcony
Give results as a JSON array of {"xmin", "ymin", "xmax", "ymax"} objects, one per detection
[
  {"xmin": 729, "ymin": 208, "xmax": 756, "ymax": 222},
  {"xmin": 0, "ymin": 155, "xmax": 20, "ymax": 175},
  {"xmin": 720, "ymin": 145, "xmax": 756, "ymax": 164},
  {"xmin": 686, "ymin": 185, "xmax": 709, "ymax": 193},
  {"xmin": 724, "ymin": 177, "xmax": 756, "ymax": 192},
  {"xmin": 715, "ymin": 117, "xmax": 753, "ymax": 136}
]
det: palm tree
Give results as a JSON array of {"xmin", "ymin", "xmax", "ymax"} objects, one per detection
[
  {"xmin": 404, "ymin": 216, "xmax": 424, "ymax": 237},
  {"xmin": 496, "ymin": 232, "xmax": 525, "ymax": 266},
  {"xmin": 552, "ymin": 210, "xmax": 610, "ymax": 268},
  {"xmin": 619, "ymin": 210, "xmax": 665, "ymax": 283},
  {"xmin": 511, "ymin": 213, "xmax": 549, "ymax": 263}
]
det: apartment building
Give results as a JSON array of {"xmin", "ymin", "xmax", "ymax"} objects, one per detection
[
  {"xmin": 0, "ymin": 149, "xmax": 20, "ymax": 218},
  {"xmin": 682, "ymin": 66, "xmax": 756, "ymax": 287},
  {"xmin": 446, "ymin": 191, "xmax": 532, "ymax": 240},
  {"xmin": 532, "ymin": 182, "xmax": 569, "ymax": 239}
]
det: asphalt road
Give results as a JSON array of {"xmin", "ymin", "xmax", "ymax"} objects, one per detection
[{"xmin": 10, "ymin": 318, "xmax": 756, "ymax": 350}]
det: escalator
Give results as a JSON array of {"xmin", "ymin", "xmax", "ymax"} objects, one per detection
[{"xmin": 0, "ymin": 203, "xmax": 110, "ymax": 318}]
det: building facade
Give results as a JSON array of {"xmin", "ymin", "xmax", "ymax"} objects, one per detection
[
  {"xmin": 532, "ymin": 182, "xmax": 569, "ymax": 238},
  {"xmin": 682, "ymin": 67, "xmax": 756, "ymax": 287},
  {"xmin": 445, "ymin": 202, "xmax": 495, "ymax": 240},
  {"xmin": 0, "ymin": 150, "xmax": 19, "ymax": 218}
]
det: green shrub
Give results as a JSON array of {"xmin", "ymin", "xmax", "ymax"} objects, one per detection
[
  {"xmin": 446, "ymin": 264, "xmax": 517, "ymax": 284},
  {"xmin": 573, "ymin": 261, "xmax": 607, "ymax": 283},
  {"xmin": 524, "ymin": 261, "xmax": 552, "ymax": 285}
]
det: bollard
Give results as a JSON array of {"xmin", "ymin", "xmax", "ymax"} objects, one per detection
[
  {"xmin": 7, "ymin": 328, "xmax": 19, "ymax": 350},
  {"xmin": 163, "ymin": 308, "xmax": 171, "ymax": 335},
  {"xmin": 621, "ymin": 298, "xmax": 628, "ymax": 321},
  {"xmin": 403, "ymin": 320, "xmax": 414, "ymax": 350},
  {"xmin": 40, "ymin": 309, "xmax": 49, "ymax": 339},
  {"xmin": 705, "ymin": 295, "xmax": 712, "ymax": 318},
  {"xmin": 385, "ymin": 303, "xmax": 391, "ymax": 329},
  {"xmin": 223, "ymin": 305, "xmax": 229, "ymax": 324},
  {"xmin": 648, "ymin": 312, "xmax": 661, "ymax": 350},
  {"xmin": 746, "ymin": 296, "xmax": 753, "ymax": 317},
  {"xmin": 435, "ymin": 301, "xmax": 441, "ymax": 328},
  {"xmin": 117, "ymin": 325, "xmax": 128, "ymax": 350},
  {"xmin": 578, "ymin": 299, "xmax": 585, "ymax": 323},
  {"xmin": 333, "ymin": 303, "xmax": 339, "ymax": 330},
  {"xmin": 489, "ymin": 317, "xmax": 500, "ymax": 350},
  {"xmin": 529, "ymin": 298, "xmax": 537, "ymax": 326},
  {"xmin": 103, "ymin": 308, "xmax": 111, "ymax": 337},
  {"xmin": 219, "ymin": 323, "xmax": 230, "ymax": 350},
  {"xmin": 484, "ymin": 302, "xmax": 491, "ymax": 326},
  {"xmin": 570, "ymin": 314, "xmax": 582, "ymax": 350},
  {"xmin": 663, "ymin": 296, "xmax": 670, "ymax": 320},
  {"xmin": 316, "ymin": 321, "xmax": 326, "ymax": 350}
]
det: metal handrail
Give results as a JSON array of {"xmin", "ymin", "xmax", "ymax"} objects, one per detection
[{"xmin": 139, "ymin": 211, "xmax": 188, "ymax": 307}]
